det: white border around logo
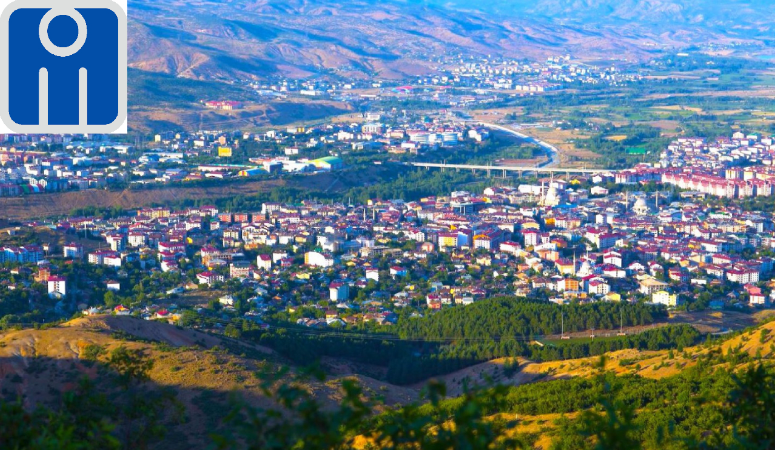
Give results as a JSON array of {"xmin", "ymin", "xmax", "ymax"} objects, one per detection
[{"xmin": 0, "ymin": 0, "xmax": 127, "ymax": 134}]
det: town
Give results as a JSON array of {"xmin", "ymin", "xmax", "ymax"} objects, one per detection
[
  {"xmin": 8, "ymin": 1, "xmax": 775, "ymax": 447},
  {"xmin": 0, "ymin": 130, "xmax": 773, "ymax": 330},
  {"xmin": 245, "ymin": 53, "xmax": 645, "ymax": 106},
  {"xmin": 0, "ymin": 113, "xmax": 496, "ymax": 194}
]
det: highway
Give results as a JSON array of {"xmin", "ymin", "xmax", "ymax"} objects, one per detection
[{"xmin": 413, "ymin": 120, "xmax": 601, "ymax": 175}]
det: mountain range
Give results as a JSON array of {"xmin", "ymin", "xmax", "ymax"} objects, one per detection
[{"xmin": 127, "ymin": 0, "xmax": 775, "ymax": 81}]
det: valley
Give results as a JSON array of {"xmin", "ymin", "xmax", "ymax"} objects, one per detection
[{"xmin": 3, "ymin": 1, "xmax": 775, "ymax": 448}]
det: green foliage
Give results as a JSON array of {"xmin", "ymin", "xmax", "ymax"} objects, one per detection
[
  {"xmin": 0, "ymin": 347, "xmax": 177, "ymax": 450},
  {"xmin": 0, "ymin": 383, "xmax": 119, "ymax": 450},
  {"xmin": 255, "ymin": 329, "xmax": 409, "ymax": 367},
  {"xmin": 250, "ymin": 299, "xmax": 691, "ymax": 385},
  {"xmin": 712, "ymin": 364, "xmax": 775, "ymax": 449},
  {"xmin": 759, "ymin": 328, "xmax": 769, "ymax": 345},
  {"xmin": 128, "ymin": 69, "xmax": 254, "ymax": 109},
  {"xmin": 106, "ymin": 346, "xmax": 154, "ymax": 389},
  {"xmin": 4, "ymin": 342, "xmax": 775, "ymax": 450},
  {"xmin": 81, "ymin": 344, "xmax": 105, "ymax": 362},
  {"xmin": 103, "ymin": 291, "xmax": 118, "ymax": 308},
  {"xmin": 214, "ymin": 366, "xmax": 531, "ymax": 450},
  {"xmin": 209, "ymin": 359, "xmax": 775, "ymax": 450},
  {"xmin": 213, "ymin": 366, "xmax": 375, "ymax": 450},
  {"xmin": 503, "ymin": 358, "xmax": 521, "ymax": 379},
  {"xmin": 574, "ymin": 124, "xmax": 669, "ymax": 169},
  {"xmin": 224, "ymin": 324, "xmax": 242, "ymax": 339},
  {"xmin": 395, "ymin": 298, "xmax": 666, "ymax": 340},
  {"xmin": 384, "ymin": 299, "xmax": 681, "ymax": 384},
  {"xmin": 103, "ymin": 346, "xmax": 181, "ymax": 449}
]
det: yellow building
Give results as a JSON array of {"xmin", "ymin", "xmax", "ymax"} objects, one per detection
[
  {"xmin": 438, "ymin": 233, "xmax": 459, "ymax": 249},
  {"xmin": 521, "ymin": 221, "xmax": 541, "ymax": 231},
  {"xmin": 556, "ymin": 260, "xmax": 576, "ymax": 276},
  {"xmin": 652, "ymin": 290, "xmax": 679, "ymax": 307}
]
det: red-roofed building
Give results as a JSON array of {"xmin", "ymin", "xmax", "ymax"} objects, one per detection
[
  {"xmin": 256, "ymin": 254, "xmax": 272, "ymax": 271},
  {"xmin": 197, "ymin": 271, "xmax": 224, "ymax": 286},
  {"xmin": 329, "ymin": 281, "xmax": 349, "ymax": 301}
]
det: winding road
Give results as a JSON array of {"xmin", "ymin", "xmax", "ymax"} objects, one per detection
[{"xmin": 475, "ymin": 121, "xmax": 560, "ymax": 168}]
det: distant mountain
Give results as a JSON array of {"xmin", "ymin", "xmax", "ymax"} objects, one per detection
[
  {"xmin": 435, "ymin": 0, "xmax": 774, "ymax": 29},
  {"xmin": 127, "ymin": 0, "xmax": 772, "ymax": 81}
]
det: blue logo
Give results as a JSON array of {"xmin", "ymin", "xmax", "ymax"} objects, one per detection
[{"xmin": 0, "ymin": 0, "xmax": 126, "ymax": 133}]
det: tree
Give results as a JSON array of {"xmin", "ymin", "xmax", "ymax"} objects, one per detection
[
  {"xmin": 104, "ymin": 291, "xmax": 118, "ymax": 308},
  {"xmin": 575, "ymin": 359, "xmax": 645, "ymax": 450},
  {"xmin": 710, "ymin": 364, "xmax": 775, "ymax": 449},
  {"xmin": 224, "ymin": 324, "xmax": 242, "ymax": 338},
  {"xmin": 106, "ymin": 346, "xmax": 180, "ymax": 450},
  {"xmin": 0, "ymin": 383, "xmax": 119, "ymax": 450},
  {"xmin": 213, "ymin": 367, "xmax": 530, "ymax": 450}
]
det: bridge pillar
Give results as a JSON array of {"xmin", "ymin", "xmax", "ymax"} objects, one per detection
[{"xmin": 503, "ymin": 169, "xmax": 507, "ymax": 179}]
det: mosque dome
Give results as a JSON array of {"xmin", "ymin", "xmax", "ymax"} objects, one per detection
[
  {"xmin": 633, "ymin": 196, "xmax": 650, "ymax": 215},
  {"xmin": 578, "ymin": 260, "xmax": 593, "ymax": 276},
  {"xmin": 544, "ymin": 186, "xmax": 560, "ymax": 206}
]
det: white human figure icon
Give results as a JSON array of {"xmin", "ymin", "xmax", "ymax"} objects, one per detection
[{"xmin": 37, "ymin": 8, "xmax": 88, "ymax": 126}]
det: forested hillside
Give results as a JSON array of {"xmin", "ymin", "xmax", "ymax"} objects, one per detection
[
  {"xmin": 241, "ymin": 298, "xmax": 695, "ymax": 385},
  {"xmin": 394, "ymin": 298, "xmax": 667, "ymax": 339},
  {"xmin": 5, "ymin": 316, "xmax": 775, "ymax": 450}
]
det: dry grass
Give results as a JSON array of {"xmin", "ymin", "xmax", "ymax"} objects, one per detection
[
  {"xmin": 518, "ymin": 127, "xmax": 598, "ymax": 167},
  {"xmin": 0, "ymin": 316, "xmax": 418, "ymax": 447},
  {"xmin": 604, "ymin": 135, "xmax": 628, "ymax": 141},
  {"xmin": 427, "ymin": 318, "xmax": 775, "ymax": 401},
  {"xmin": 0, "ymin": 179, "xmax": 285, "ymax": 220},
  {"xmin": 0, "ymin": 164, "xmax": 394, "ymax": 220},
  {"xmin": 131, "ymin": 99, "xmax": 353, "ymax": 133},
  {"xmin": 646, "ymin": 119, "xmax": 681, "ymax": 131},
  {"xmin": 4, "ymin": 313, "xmax": 775, "ymax": 448}
]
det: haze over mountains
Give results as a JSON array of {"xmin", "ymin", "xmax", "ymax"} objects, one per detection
[
  {"xmin": 441, "ymin": 0, "xmax": 774, "ymax": 29},
  {"xmin": 128, "ymin": 0, "xmax": 774, "ymax": 81}
]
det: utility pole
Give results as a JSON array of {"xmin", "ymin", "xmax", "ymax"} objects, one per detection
[
  {"xmin": 618, "ymin": 309, "xmax": 625, "ymax": 336},
  {"xmin": 561, "ymin": 312, "xmax": 569, "ymax": 340}
]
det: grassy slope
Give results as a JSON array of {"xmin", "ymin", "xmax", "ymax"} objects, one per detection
[
  {"xmin": 3, "ymin": 313, "xmax": 775, "ymax": 448},
  {"xmin": 0, "ymin": 316, "xmax": 417, "ymax": 448},
  {"xmin": 404, "ymin": 319, "xmax": 775, "ymax": 448},
  {"xmin": 128, "ymin": 69, "xmax": 352, "ymax": 133},
  {"xmin": 428, "ymin": 319, "xmax": 775, "ymax": 400},
  {"xmin": 0, "ymin": 163, "xmax": 403, "ymax": 221}
]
